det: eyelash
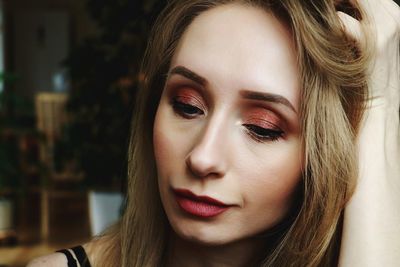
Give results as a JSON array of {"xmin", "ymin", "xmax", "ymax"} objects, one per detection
[
  {"xmin": 243, "ymin": 124, "xmax": 284, "ymax": 142},
  {"xmin": 171, "ymin": 99, "xmax": 284, "ymax": 142},
  {"xmin": 172, "ymin": 99, "xmax": 204, "ymax": 118}
]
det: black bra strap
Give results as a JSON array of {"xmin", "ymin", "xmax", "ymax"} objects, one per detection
[
  {"xmin": 56, "ymin": 249, "xmax": 78, "ymax": 267},
  {"xmin": 71, "ymin": 246, "xmax": 92, "ymax": 267}
]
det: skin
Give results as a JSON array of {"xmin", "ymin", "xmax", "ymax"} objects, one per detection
[
  {"xmin": 338, "ymin": 0, "xmax": 400, "ymax": 266},
  {"xmin": 153, "ymin": 4, "xmax": 303, "ymax": 267},
  {"xmin": 26, "ymin": 1, "xmax": 400, "ymax": 266}
]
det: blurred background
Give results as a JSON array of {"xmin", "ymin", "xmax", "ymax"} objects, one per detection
[
  {"xmin": 1, "ymin": 0, "xmax": 400, "ymax": 266},
  {"xmin": 0, "ymin": 0, "xmax": 166, "ymax": 266}
]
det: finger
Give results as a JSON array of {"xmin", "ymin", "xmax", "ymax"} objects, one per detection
[
  {"xmin": 382, "ymin": 0, "xmax": 400, "ymax": 27},
  {"xmin": 335, "ymin": 0, "xmax": 362, "ymax": 20},
  {"xmin": 337, "ymin": 11, "xmax": 364, "ymax": 42},
  {"xmin": 357, "ymin": 0, "xmax": 400, "ymax": 47},
  {"xmin": 357, "ymin": 0, "xmax": 400, "ymax": 26}
]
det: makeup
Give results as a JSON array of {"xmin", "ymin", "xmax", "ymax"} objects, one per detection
[
  {"xmin": 242, "ymin": 107, "xmax": 284, "ymax": 142},
  {"xmin": 244, "ymin": 108, "xmax": 281, "ymax": 128},
  {"xmin": 173, "ymin": 188, "xmax": 232, "ymax": 218},
  {"xmin": 174, "ymin": 88, "xmax": 204, "ymax": 109},
  {"xmin": 153, "ymin": 2, "xmax": 303, "ymax": 247}
]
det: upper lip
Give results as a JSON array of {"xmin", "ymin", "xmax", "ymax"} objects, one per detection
[{"xmin": 173, "ymin": 188, "xmax": 231, "ymax": 207}]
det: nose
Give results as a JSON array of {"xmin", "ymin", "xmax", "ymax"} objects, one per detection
[{"xmin": 186, "ymin": 119, "xmax": 228, "ymax": 179}]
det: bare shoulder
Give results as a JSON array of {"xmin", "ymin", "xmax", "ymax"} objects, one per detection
[
  {"xmin": 82, "ymin": 235, "xmax": 110, "ymax": 265},
  {"xmin": 26, "ymin": 252, "xmax": 67, "ymax": 267},
  {"xmin": 82, "ymin": 232, "xmax": 120, "ymax": 266},
  {"xmin": 82, "ymin": 239, "xmax": 98, "ymax": 264}
]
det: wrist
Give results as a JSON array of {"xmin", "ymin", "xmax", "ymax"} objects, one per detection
[
  {"xmin": 360, "ymin": 104, "xmax": 399, "ymax": 137},
  {"xmin": 357, "ymin": 105, "xmax": 400, "ymax": 180}
]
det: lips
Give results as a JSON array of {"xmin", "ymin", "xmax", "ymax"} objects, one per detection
[{"xmin": 173, "ymin": 188, "xmax": 232, "ymax": 218}]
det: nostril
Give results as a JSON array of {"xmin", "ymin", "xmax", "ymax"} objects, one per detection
[
  {"xmin": 185, "ymin": 118, "xmax": 228, "ymax": 179},
  {"xmin": 186, "ymin": 151, "xmax": 225, "ymax": 179},
  {"xmin": 186, "ymin": 153, "xmax": 207, "ymax": 178}
]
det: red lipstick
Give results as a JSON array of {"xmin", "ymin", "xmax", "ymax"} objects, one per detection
[{"xmin": 173, "ymin": 188, "xmax": 232, "ymax": 218}]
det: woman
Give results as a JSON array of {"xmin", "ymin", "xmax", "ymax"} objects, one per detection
[{"xmin": 29, "ymin": 0, "xmax": 400, "ymax": 266}]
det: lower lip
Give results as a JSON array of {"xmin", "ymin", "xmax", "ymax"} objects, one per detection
[{"xmin": 175, "ymin": 196, "xmax": 230, "ymax": 218}]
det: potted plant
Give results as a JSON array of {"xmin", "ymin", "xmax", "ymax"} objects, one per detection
[
  {"xmin": 53, "ymin": 0, "xmax": 167, "ymax": 235},
  {"xmin": 0, "ymin": 73, "xmax": 18, "ymax": 240},
  {"xmin": 0, "ymin": 131, "xmax": 19, "ymax": 238},
  {"xmin": 0, "ymin": 72, "xmax": 40, "ymax": 242}
]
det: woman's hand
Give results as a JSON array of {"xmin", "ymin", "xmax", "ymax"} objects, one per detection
[
  {"xmin": 337, "ymin": 0, "xmax": 400, "ymax": 266},
  {"xmin": 337, "ymin": 0, "xmax": 400, "ymax": 105}
]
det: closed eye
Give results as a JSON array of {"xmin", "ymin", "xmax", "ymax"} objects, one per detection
[
  {"xmin": 172, "ymin": 99, "xmax": 204, "ymax": 119},
  {"xmin": 243, "ymin": 124, "xmax": 284, "ymax": 142}
]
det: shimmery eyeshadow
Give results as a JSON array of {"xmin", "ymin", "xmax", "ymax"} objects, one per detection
[
  {"xmin": 244, "ymin": 107, "xmax": 281, "ymax": 129},
  {"xmin": 173, "ymin": 87, "xmax": 205, "ymax": 111}
]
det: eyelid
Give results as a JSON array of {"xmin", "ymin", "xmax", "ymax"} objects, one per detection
[
  {"xmin": 167, "ymin": 85, "xmax": 207, "ymax": 112},
  {"xmin": 241, "ymin": 102, "xmax": 294, "ymax": 132},
  {"xmin": 171, "ymin": 99, "xmax": 204, "ymax": 119},
  {"xmin": 245, "ymin": 118, "xmax": 281, "ymax": 131},
  {"xmin": 165, "ymin": 76, "xmax": 212, "ymax": 104},
  {"xmin": 174, "ymin": 95, "xmax": 205, "ymax": 111},
  {"xmin": 242, "ymin": 107, "xmax": 286, "ymax": 142},
  {"xmin": 243, "ymin": 124, "xmax": 284, "ymax": 143},
  {"xmin": 243, "ymin": 107, "xmax": 283, "ymax": 128}
]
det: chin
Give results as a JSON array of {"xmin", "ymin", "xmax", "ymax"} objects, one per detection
[
  {"xmin": 177, "ymin": 228, "xmax": 234, "ymax": 246},
  {"xmin": 169, "ymin": 218, "xmax": 244, "ymax": 247},
  {"xmin": 172, "ymin": 217, "xmax": 260, "ymax": 246}
]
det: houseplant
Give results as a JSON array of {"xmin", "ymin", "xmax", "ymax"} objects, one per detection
[
  {"xmin": 0, "ymin": 73, "xmax": 19, "ymax": 236},
  {"xmin": 0, "ymin": 72, "xmax": 40, "ymax": 241},
  {"xmin": 57, "ymin": 0, "xmax": 166, "ymax": 190},
  {"xmin": 54, "ymin": 0, "xmax": 167, "ymax": 234}
]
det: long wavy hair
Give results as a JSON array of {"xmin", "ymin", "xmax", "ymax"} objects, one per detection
[{"xmin": 90, "ymin": 0, "xmax": 370, "ymax": 266}]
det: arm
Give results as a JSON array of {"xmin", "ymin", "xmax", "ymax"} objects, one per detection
[
  {"xmin": 26, "ymin": 253, "xmax": 68, "ymax": 267},
  {"xmin": 338, "ymin": 0, "xmax": 400, "ymax": 266}
]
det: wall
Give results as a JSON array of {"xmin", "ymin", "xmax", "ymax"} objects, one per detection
[{"xmin": 5, "ymin": 0, "xmax": 99, "ymax": 97}]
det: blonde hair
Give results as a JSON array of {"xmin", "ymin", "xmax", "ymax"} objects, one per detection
[{"xmin": 93, "ymin": 1, "xmax": 370, "ymax": 266}]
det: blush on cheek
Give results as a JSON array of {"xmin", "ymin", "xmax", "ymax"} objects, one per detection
[
  {"xmin": 271, "ymin": 166, "xmax": 302, "ymax": 216},
  {"xmin": 242, "ymin": 153, "xmax": 302, "ymax": 222},
  {"xmin": 153, "ymin": 111, "xmax": 169, "ymax": 172},
  {"xmin": 153, "ymin": 108, "xmax": 184, "ymax": 180}
]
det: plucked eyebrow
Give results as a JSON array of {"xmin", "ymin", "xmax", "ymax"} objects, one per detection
[
  {"xmin": 240, "ymin": 90, "xmax": 297, "ymax": 114},
  {"xmin": 168, "ymin": 65, "xmax": 297, "ymax": 114},
  {"xmin": 168, "ymin": 66, "xmax": 208, "ymax": 86}
]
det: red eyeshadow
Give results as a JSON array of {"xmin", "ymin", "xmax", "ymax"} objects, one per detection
[
  {"xmin": 177, "ymin": 88, "xmax": 199, "ymax": 99},
  {"xmin": 244, "ymin": 108, "xmax": 281, "ymax": 129},
  {"xmin": 174, "ymin": 87, "xmax": 205, "ymax": 108}
]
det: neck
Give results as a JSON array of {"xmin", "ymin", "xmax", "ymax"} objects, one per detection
[{"xmin": 165, "ymin": 231, "xmax": 270, "ymax": 267}]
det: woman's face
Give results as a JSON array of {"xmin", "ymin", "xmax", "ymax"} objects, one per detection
[{"xmin": 154, "ymin": 3, "xmax": 303, "ymax": 246}]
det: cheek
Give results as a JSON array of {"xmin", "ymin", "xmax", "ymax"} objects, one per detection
[
  {"xmin": 153, "ymin": 104, "xmax": 192, "ymax": 179},
  {"xmin": 153, "ymin": 109, "xmax": 172, "ymax": 178},
  {"xmin": 239, "ymin": 143, "xmax": 303, "ymax": 217},
  {"xmin": 153, "ymin": 107, "xmax": 176, "ymax": 211}
]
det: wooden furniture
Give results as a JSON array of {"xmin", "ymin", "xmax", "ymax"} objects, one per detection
[{"xmin": 35, "ymin": 92, "xmax": 68, "ymax": 240}]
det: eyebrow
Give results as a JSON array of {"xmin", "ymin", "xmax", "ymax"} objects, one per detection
[
  {"xmin": 169, "ymin": 66, "xmax": 208, "ymax": 86},
  {"xmin": 168, "ymin": 65, "xmax": 297, "ymax": 114},
  {"xmin": 240, "ymin": 90, "xmax": 297, "ymax": 114}
]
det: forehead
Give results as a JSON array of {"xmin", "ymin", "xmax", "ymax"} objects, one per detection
[{"xmin": 170, "ymin": 3, "xmax": 300, "ymax": 108}]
